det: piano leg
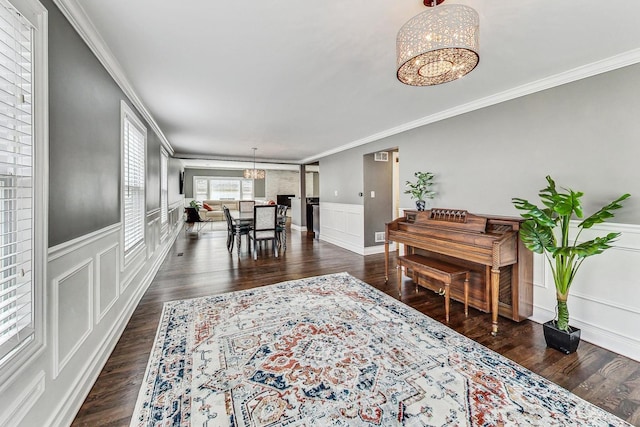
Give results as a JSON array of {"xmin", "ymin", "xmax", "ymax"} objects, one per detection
[
  {"xmin": 444, "ymin": 283, "xmax": 450, "ymax": 323},
  {"xmin": 491, "ymin": 267, "xmax": 500, "ymax": 336},
  {"xmin": 385, "ymin": 241, "xmax": 389, "ymax": 283},
  {"xmin": 464, "ymin": 272, "xmax": 469, "ymax": 317}
]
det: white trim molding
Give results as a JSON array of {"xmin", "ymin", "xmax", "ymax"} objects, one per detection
[
  {"xmin": 364, "ymin": 243, "xmax": 396, "ymax": 256},
  {"xmin": 0, "ymin": 370, "xmax": 45, "ymax": 427},
  {"xmin": 46, "ymin": 2, "xmax": 640, "ymax": 166},
  {"xmin": 48, "ymin": 223, "xmax": 120, "ymax": 261},
  {"xmin": 95, "ymin": 243, "xmax": 120, "ymax": 324},
  {"xmin": 301, "ymin": 49, "xmax": 640, "ymax": 164},
  {"xmin": 51, "ymin": 258, "xmax": 94, "ymax": 379},
  {"xmin": 290, "ymin": 224, "xmax": 306, "ymax": 232}
]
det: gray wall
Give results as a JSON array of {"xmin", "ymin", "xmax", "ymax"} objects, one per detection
[
  {"xmin": 184, "ymin": 168, "xmax": 266, "ymax": 199},
  {"xmin": 48, "ymin": 0, "xmax": 122, "ymax": 246},
  {"xmin": 47, "ymin": 0, "xmax": 173, "ymax": 246},
  {"xmin": 146, "ymin": 132, "xmax": 161, "ymax": 210},
  {"xmin": 363, "ymin": 152, "xmax": 393, "ymax": 246},
  {"xmin": 320, "ymin": 148, "xmax": 364, "ymax": 203},
  {"xmin": 320, "ymin": 63, "xmax": 640, "ymax": 224}
]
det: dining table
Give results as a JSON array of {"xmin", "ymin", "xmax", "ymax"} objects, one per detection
[{"xmin": 227, "ymin": 209, "xmax": 287, "ymax": 255}]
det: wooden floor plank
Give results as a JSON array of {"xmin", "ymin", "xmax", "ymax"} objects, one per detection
[{"xmin": 72, "ymin": 227, "xmax": 640, "ymax": 425}]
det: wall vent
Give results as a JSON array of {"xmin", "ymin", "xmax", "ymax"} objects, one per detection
[
  {"xmin": 374, "ymin": 232, "xmax": 386, "ymax": 243},
  {"xmin": 374, "ymin": 152, "xmax": 389, "ymax": 162}
]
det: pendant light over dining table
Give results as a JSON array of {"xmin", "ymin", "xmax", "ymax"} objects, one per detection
[
  {"xmin": 396, "ymin": 0, "xmax": 479, "ymax": 86},
  {"xmin": 243, "ymin": 147, "xmax": 265, "ymax": 180}
]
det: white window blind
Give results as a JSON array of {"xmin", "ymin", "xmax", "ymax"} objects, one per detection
[
  {"xmin": 160, "ymin": 148, "xmax": 167, "ymax": 225},
  {"xmin": 123, "ymin": 108, "xmax": 145, "ymax": 254},
  {"xmin": 194, "ymin": 178, "xmax": 207, "ymax": 201},
  {"xmin": 0, "ymin": 0, "xmax": 34, "ymax": 364}
]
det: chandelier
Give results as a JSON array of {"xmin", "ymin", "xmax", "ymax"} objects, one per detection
[
  {"xmin": 243, "ymin": 147, "xmax": 265, "ymax": 179},
  {"xmin": 396, "ymin": 0, "xmax": 479, "ymax": 86}
]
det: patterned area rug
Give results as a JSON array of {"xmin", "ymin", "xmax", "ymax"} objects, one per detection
[{"xmin": 131, "ymin": 273, "xmax": 630, "ymax": 426}]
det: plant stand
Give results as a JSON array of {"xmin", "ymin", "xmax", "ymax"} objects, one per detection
[{"xmin": 543, "ymin": 320, "xmax": 581, "ymax": 354}]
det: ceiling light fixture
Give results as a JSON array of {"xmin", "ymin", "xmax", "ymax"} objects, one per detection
[
  {"xmin": 243, "ymin": 147, "xmax": 265, "ymax": 180},
  {"xmin": 396, "ymin": 0, "xmax": 479, "ymax": 86}
]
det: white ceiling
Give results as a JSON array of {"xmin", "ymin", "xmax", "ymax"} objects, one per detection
[{"xmin": 58, "ymin": 0, "xmax": 640, "ymax": 164}]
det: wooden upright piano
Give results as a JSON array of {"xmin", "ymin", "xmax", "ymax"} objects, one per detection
[{"xmin": 385, "ymin": 208, "xmax": 533, "ymax": 335}]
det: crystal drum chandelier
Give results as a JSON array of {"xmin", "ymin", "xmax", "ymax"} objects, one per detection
[
  {"xmin": 396, "ymin": 0, "xmax": 479, "ymax": 86},
  {"xmin": 243, "ymin": 147, "xmax": 265, "ymax": 180}
]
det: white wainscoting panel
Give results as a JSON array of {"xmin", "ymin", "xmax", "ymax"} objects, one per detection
[
  {"xmin": 319, "ymin": 202, "xmax": 364, "ymax": 255},
  {"xmin": 146, "ymin": 216, "xmax": 160, "ymax": 259},
  {"xmin": 120, "ymin": 243, "xmax": 146, "ymax": 293},
  {"xmin": 38, "ymin": 212, "xmax": 183, "ymax": 427},
  {"xmin": 96, "ymin": 243, "xmax": 119, "ymax": 323},
  {"xmin": 530, "ymin": 221, "xmax": 640, "ymax": 362},
  {"xmin": 0, "ymin": 370, "xmax": 45, "ymax": 427},
  {"xmin": 52, "ymin": 258, "xmax": 94, "ymax": 378}
]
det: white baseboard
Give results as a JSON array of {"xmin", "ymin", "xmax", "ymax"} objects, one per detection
[
  {"xmin": 363, "ymin": 243, "xmax": 396, "ymax": 256},
  {"xmin": 290, "ymin": 224, "xmax": 306, "ymax": 232},
  {"xmin": 320, "ymin": 234, "xmax": 365, "ymax": 255},
  {"xmin": 531, "ymin": 304, "xmax": 640, "ymax": 363}
]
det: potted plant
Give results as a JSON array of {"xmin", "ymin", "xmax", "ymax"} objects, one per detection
[
  {"xmin": 405, "ymin": 171, "xmax": 436, "ymax": 211},
  {"xmin": 512, "ymin": 176, "xmax": 630, "ymax": 354},
  {"xmin": 185, "ymin": 200, "xmax": 202, "ymax": 223}
]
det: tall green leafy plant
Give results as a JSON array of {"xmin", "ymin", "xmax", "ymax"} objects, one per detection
[
  {"xmin": 405, "ymin": 171, "xmax": 436, "ymax": 201},
  {"xmin": 512, "ymin": 176, "xmax": 630, "ymax": 331}
]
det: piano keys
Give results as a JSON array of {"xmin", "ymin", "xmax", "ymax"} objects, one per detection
[{"xmin": 385, "ymin": 208, "xmax": 533, "ymax": 335}]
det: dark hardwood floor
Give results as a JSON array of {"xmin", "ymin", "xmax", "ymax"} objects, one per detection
[{"xmin": 73, "ymin": 226, "xmax": 640, "ymax": 426}]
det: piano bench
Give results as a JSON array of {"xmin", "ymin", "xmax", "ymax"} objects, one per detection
[{"xmin": 397, "ymin": 254, "xmax": 469, "ymax": 323}]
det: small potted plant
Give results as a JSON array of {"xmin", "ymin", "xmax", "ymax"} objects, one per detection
[
  {"xmin": 512, "ymin": 176, "xmax": 630, "ymax": 354},
  {"xmin": 185, "ymin": 200, "xmax": 202, "ymax": 223},
  {"xmin": 405, "ymin": 171, "xmax": 436, "ymax": 211}
]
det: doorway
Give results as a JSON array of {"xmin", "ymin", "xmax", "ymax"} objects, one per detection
[{"xmin": 363, "ymin": 148, "xmax": 398, "ymax": 247}]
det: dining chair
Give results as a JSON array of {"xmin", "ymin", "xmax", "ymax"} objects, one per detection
[
  {"xmin": 223, "ymin": 206, "xmax": 235, "ymax": 252},
  {"xmin": 276, "ymin": 204, "xmax": 288, "ymax": 252},
  {"xmin": 249, "ymin": 205, "xmax": 278, "ymax": 260},
  {"xmin": 239, "ymin": 200, "xmax": 255, "ymax": 213},
  {"xmin": 224, "ymin": 205, "xmax": 250, "ymax": 255}
]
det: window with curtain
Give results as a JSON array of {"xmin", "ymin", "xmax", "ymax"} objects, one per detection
[
  {"xmin": 160, "ymin": 148, "xmax": 168, "ymax": 226},
  {"xmin": 121, "ymin": 102, "xmax": 146, "ymax": 256},
  {"xmin": 0, "ymin": 0, "xmax": 42, "ymax": 368}
]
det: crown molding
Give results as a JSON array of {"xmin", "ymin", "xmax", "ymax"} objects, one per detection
[
  {"xmin": 301, "ymin": 48, "xmax": 640, "ymax": 164},
  {"xmin": 47, "ymin": 0, "xmax": 640, "ymax": 165},
  {"xmin": 176, "ymin": 153, "xmax": 302, "ymax": 165},
  {"xmin": 51, "ymin": 0, "xmax": 174, "ymax": 156}
]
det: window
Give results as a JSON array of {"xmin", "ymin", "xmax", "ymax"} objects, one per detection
[
  {"xmin": 160, "ymin": 148, "xmax": 167, "ymax": 226},
  {"xmin": 0, "ymin": 0, "xmax": 46, "ymax": 371},
  {"xmin": 121, "ymin": 102, "xmax": 146, "ymax": 256},
  {"xmin": 193, "ymin": 177, "xmax": 254, "ymax": 201}
]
